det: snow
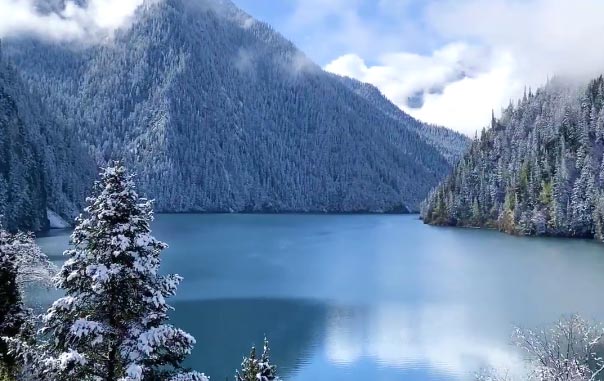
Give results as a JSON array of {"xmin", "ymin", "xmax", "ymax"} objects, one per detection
[
  {"xmin": 47, "ymin": 209, "xmax": 71, "ymax": 229},
  {"xmin": 168, "ymin": 372, "xmax": 210, "ymax": 381},
  {"xmin": 70, "ymin": 319, "xmax": 105, "ymax": 341},
  {"xmin": 52, "ymin": 349, "xmax": 87, "ymax": 370},
  {"xmin": 1, "ymin": 229, "xmax": 56, "ymax": 289},
  {"xmin": 122, "ymin": 364, "xmax": 143, "ymax": 381},
  {"xmin": 134, "ymin": 325, "xmax": 196, "ymax": 358},
  {"xmin": 47, "ymin": 296, "xmax": 77, "ymax": 317}
]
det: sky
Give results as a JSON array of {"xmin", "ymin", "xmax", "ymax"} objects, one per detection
[
  {"xmin": 230, "ymin": 0, "xmax": 604, "ymax": 135},
  {"xmin": 2, "ymin": 0, "xmax": 604, "ymax": 135}
]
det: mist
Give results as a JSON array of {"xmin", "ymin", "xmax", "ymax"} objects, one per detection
[{"xmin": 0, "ymin": 0, "xmax": 146, "ymax": 40}]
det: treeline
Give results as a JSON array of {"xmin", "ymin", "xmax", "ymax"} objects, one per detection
[
  {"xmin": 422, "ymin": 75, "xmax": 604, "ymax": 240},
  {"xmin": 0, "ymin": 163, "xmax": 280, "ymax": 381}
]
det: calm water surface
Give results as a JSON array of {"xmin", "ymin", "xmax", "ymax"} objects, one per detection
[{"xmin": 35, "ymin": 214, "xmax": 604, "ymax": 381}]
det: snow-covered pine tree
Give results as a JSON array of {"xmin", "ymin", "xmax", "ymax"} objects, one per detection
[
  {"xmin": 38, "ymin": 163, "xmax": 207, "ymax": 381},
  {"xmin": 0, "ymin": 229, "xmax": 31, "ymax": 380},
  {"xmin": 235, "ymin": 338, "xmax": 278, "ymax": 381}
]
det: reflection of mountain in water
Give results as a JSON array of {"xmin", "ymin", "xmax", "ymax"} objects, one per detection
[{"xmin": 170, "ymin": 298, "xmax": 327, "ymax": 380}]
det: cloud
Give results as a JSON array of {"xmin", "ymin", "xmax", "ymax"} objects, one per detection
[
  {"xmin": 376, "ymin": 0, "xmax": 411, "ymax": 17},
  {"xmin": 288, "ymin": 0, "xmax": 361, "ymax": 28},
  {"xmin": 427, "ymin": 0, "xmax": 604, "ymax": 83},
  {"xmin": 317, "ymin": 0, "xmax": 604, "ymax": 135},
  {"xmin": 325, "ymin": 43, "xmax": 522, "ymax": 135},
  {"xmin": 6, "ymin": 0, "xmax": 604, "ymax": 135},
  {"xmin": 0, "ymin": 0, "xmax": 145, "ymax": 40},
  {"xmin": 234, "ymin": 45, "xmax": 317, "ymax": 80},
  {"xmin": 282, "ymin": 0, "xmax": 429, "ymax": 67},
  {"xmin": 234, "ymin": 47, "xmax": 256, "ymax": 73}
]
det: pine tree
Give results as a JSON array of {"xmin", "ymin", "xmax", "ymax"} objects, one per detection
[
  {"xmin": 0, "ymin": 229, "xmax": 32, "ymax": 381},
  {"xmin": 1, "ymin": 227, "xmax": 55, "ymax": 381},
  {"xmin": 593, "ymin": 195, "xmax": 604, "ymax": 242},
  {"xmin": 570, "ymin": 159, "xmax": 595, "ymax": 236},
  {"xmin": 599, "ymin": 152, "xmax": 604, "ymax": 184},
  {"xmin": 471, "ymin": 198, "xmax": 481, "ymax": 225},
  {"xmin": 235, "ymin": 338, "xmax": 279, "ymax": 381},
  {"xmin": 36, "ymin": 163, "xmax": 207, "ymax": 381}
]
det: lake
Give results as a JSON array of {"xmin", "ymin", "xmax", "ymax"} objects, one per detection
[{"xmin": 34, "ymin": 214, "xmax": 604, "ymax": 381}]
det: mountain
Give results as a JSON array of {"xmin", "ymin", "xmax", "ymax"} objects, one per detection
[
  {"xmin": 337, "ymin": 76, "xmax": 469, "ymax": 165},
  {"xmin": 0, "ymin": 42, "xmax": 95, "ymax": 231},
  {"xmin": 4, "ymin": 0, "xmax": 468, "ymax": 214},
  {"xmin": 422, "ymin": 76, "xmax": 604, "ymax": 240}
]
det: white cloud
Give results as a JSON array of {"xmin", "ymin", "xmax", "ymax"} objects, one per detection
[
  {"xmin": 319, "ymin": 0, "xmax": 604, "ymax": 135},
  {"xmin": 411, "ymin": 56, "xmax": 520, "ymax": 135},
  {"xmin": 325, "ymin": 43, "xmax": 522, "ymax": 135},
  {"xmin": 427, "ymin": 0, "xmax": 604, "ymax": 82},
  {"xmin": 0, "ymin": 0, "xmax": 145, "ymax": 40}
]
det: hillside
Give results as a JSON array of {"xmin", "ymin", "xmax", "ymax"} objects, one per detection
[
  {"xmin": 4, "ymin": 0, "xmax": 468, "ymax": 214},
  {"xmin": 0, "ymin": 43, "xmax": 95, "ymax": 231},
  {"xmin": 337, "ymin": 76, "xmax": 469, "ymax": 165},
  {"xmin": 422, "ymin": 77, "xmax": 604, "ymax": 240}
]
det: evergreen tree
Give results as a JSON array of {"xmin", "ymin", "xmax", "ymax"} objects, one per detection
[
  {"xmin": 36, "ymin": 163, "xmax": 207, "ymax": 381},
  {"xmin": 422, "ymin": 75, "xmax": 604, "ymax": 241},
  {"xmin": 0, "ymin": 226, "xmax": 51, "ymax": 380},
  {"xmin": 599, "ymin": 152, "xmax": 604, "ymax": 184},
  {"xmin": 0, "ymin": 229, "xmax": 28, "ymax": 381},
  {"xmin": 235, "ymin": 338, "xmax": 279, "ymax": 381}
]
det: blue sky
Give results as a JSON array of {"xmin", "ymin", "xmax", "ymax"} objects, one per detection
[
  {"xmin": 2, "ymin": 0, "xmax": 604, "ymax": 135},
  {"xmin": 229, "ymin": 0, "xmax": 604, "ymax": 135},
  {"xmin": 232, "ymin": 0, "xmax": 437, "ymax": 66}
]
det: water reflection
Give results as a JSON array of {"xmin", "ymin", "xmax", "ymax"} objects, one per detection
[
  {"xmin": 169, "ymin": 297, "xmax": 528, "ymax": 381},
  {"xmin": 170, "ymin": 298, "xmax": 522, "ymax": 381},
  {"xmin": 323, "ymin": 303, "xmax": 523, "ymax": 379},
  {"xmin": 170, "ymin": 298, "xmax": 327, "ymax": 380}
]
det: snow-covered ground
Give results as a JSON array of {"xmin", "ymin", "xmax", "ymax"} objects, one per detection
[{"xmin": 47, "ymin": 209, "xmax": 71, "ymax": 229}]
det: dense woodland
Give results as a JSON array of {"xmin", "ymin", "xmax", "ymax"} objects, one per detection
[
  {"xmin": 0, "ymin": 42, "xmax": 95, "ymax": 232},
  {"xmin": 3, "ymin": 0, "xmax": 468, "ymax": 223},
  {"xmin": 422, "ymin": 76, "xmax": 604, "ymax": 240}
]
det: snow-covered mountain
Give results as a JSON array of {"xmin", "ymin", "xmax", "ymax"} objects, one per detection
[{"xmin": 4, "ymin": 0, "xmax": 468, "ymax": 219}]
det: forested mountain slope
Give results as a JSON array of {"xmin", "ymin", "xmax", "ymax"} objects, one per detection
[
  {"xmin": 0, "ymin": 43, "xmax": 95, "ymax": 231},
  {"xmin": 422, "ymin": 77, "xmax": 604, "ymax": 240},
  {"xmin": 5, "ymin": 0, "xmax": 467, "ymax": 213},
  {"xmin": 338, "ymin": 76, "xmax": 469, "ymax": 165}
]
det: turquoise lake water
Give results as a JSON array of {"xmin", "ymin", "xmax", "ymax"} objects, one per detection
[{"xmin": 34, "ymin": 214, "xmax": 604, "ymax": 381}]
